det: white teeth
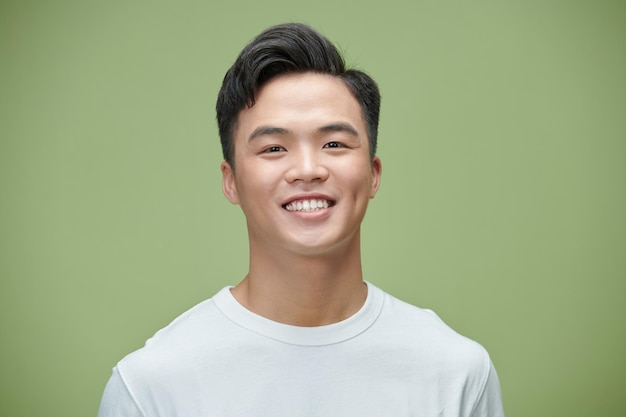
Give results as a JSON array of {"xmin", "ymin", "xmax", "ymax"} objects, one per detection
[{"xmin": 285, "ymin": 199, "xmax": 330, "ymax": 212}]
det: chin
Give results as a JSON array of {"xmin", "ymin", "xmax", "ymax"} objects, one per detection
[{"xmin": 285, "ymin": 234, "xmax": 359, "ymax": 258}]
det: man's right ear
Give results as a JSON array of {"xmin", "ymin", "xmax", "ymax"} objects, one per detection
[{"xmin": 221, "ymin": 161, "xmax": 239, "ymax": 205}]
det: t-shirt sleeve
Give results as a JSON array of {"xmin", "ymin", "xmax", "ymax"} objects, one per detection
[
  {"xmin": 98, "ymin": 367, "xmax": 145, "ymax": 417},
  {"xmin": 470, "ymin": 359, "xmax": 505, "ymax": 417}
]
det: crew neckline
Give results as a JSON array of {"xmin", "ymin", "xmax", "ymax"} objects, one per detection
[{"xmin": 212, "ymin": 281, "xmax": 384, "ymax": 346}]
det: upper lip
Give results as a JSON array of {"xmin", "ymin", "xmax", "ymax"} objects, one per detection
[{"xmin": 281, "ymin": 193, "xmax": 336, "ymax": 207}]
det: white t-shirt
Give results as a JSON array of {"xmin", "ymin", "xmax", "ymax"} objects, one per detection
[{"xmin": 98, "ymin": 282, "xmax": 504, "ymax": 417}]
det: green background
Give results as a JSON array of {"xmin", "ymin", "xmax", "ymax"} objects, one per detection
[{"xmin": 1, "ymin": 0, "xmax": 624, "ymax": 416}]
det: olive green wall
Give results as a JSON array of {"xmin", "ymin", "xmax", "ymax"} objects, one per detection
[{"xmin": 1, "ymin": 1, "xmax": 624, "ymax": 416}]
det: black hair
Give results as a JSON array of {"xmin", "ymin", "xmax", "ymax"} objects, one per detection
[{"xmin": 216, "ymin": 23, "xmax": 380, "ymax": 168}]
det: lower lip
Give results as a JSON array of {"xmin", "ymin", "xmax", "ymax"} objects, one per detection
[{"xmin": 284, "ymin": 205, "xmax": 333, "ymax": 220}]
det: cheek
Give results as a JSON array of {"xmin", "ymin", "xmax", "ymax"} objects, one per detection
[
  {"xmin": 341, "ymin": 172, "xmax": 375, "ymax": 201},
  {"xmin": 235, "ymin": 171, "xmax": 277, "ymax": 203},
  {"xmin": 348, "ymin": 161, "xmax": 376, "ymax": 187}
]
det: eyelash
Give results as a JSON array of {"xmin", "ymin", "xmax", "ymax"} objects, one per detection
[
  {"xmin": 261, "ymin": 142, "xmax": 346, "ymax": 154},
  {"xmin": 323, "ymin": 141, "xmax": 345, "ymax": 149},
  {"xmin": 262, "ymin": 146, "xmax": 285, "ymax": 153}
]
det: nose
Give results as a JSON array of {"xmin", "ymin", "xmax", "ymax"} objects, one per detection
[{"xmin": 285, "ymin": 148, "xmax": 329, "ymax": 183}]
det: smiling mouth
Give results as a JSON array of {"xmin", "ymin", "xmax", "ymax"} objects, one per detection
[{"xmin": 283, "ymin": 199, "xmax": 335, "ymax": 212}]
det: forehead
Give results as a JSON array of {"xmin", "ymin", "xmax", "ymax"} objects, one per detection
[{"xmin": 234, "ymin": 73, "xmax": 366, "ymax": 140}]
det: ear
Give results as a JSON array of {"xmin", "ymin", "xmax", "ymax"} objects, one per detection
[
  {"xmin": 221, "ymin": 161, "xmax": 239, "ymax": 204},
  {"xmin": 369, "ymin": 156, "xmax": 382, "ymax": 199}
]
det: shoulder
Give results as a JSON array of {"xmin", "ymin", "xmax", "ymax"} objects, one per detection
[
  {"xmin": 374, "ymin": 287, "xmax": 503, "ymax": 415},
  {"xmin": 115, "ymin": 288, "xmax": 233, "ymax": 379},
  {"xmin": 374, "ymin": 286, "xmax": 493, "ymax": 375},
  {"xmin": 105, "ymin": 288, "xmax": 236, "ymax": 414},
  {"xmin": 361, "ymin": 284, "xmax": 505, "ymax": 415}
]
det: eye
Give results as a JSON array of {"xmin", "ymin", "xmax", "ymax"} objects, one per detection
[
  {"xmin": 323, "ymin": 141, "xmax": 345, "ymax": 149},
  {"xmin": 262, "ymin": 145, "xmax": 285, "ymax": 153}
]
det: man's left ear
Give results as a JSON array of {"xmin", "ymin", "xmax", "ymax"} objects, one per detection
[
  {"xmin": 221, "ymin": 161, "xmax": 239, "ymax": 205},
  {"xmin": 369, "ymin": 156, "xmax": 382, "ymax": 199}
]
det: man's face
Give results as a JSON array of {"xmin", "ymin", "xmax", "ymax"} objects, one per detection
[{"xmin": 221, "ymin": 73, "xmax": 381, "ymax": 257}]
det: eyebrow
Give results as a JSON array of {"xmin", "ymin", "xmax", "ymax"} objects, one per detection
[
  {"xmin": 248, "ymin": 126, "xmax": 290, "ymax": 141},
  {"xmin": 248, "ymin": 123, "xmax": 359, "ymax": 142},
  {"xmin": 317, "ymin": 123, "xmax": 359, "ymax": 137}
]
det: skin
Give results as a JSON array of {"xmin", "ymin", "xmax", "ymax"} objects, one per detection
[{"xmin": 221, "ymin": 73, "xmax": 382, "ymax": 327}]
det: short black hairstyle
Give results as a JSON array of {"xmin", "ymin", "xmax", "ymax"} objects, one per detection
[{"xmin": 216, "ymin": 23, "xmax": 380, "ymax": 168}]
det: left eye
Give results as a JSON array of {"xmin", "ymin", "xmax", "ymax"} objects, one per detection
[{"xmin": 323, "ymin": 142, "xmax": 344, "ymax": 149}]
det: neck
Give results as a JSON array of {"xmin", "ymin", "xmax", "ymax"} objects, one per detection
[{"xmin": 231, "ymin": 240, "xmax": 367, "ymax": 327}]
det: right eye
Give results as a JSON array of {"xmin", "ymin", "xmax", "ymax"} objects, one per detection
[{"xmin": 262, "ymin": 146, "xmax": 285, "ymax": 153}]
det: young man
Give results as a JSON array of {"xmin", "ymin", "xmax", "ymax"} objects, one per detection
[{"xmin": 98, "ymin": 23, "xmax": 504, "ymax": 416}]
